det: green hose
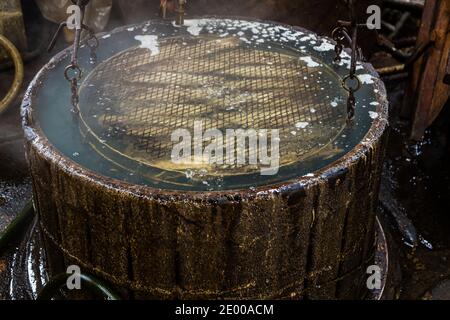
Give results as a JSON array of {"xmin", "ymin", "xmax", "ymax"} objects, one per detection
[{"xmin": 0, "ymin": 200, "xmax": 34, "ymax": 253}]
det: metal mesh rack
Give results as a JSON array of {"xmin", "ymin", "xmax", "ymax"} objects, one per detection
[{"xmin": 79, "ymin": 35, "xmax": 347, "ymax": 175}]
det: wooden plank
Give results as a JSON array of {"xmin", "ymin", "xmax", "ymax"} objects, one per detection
[
  {"xmin": 429, "ymin": 30, "xmax": 450, "ymax": 122},
  {"xmin": 411, "ymin": 1, "xmax": 450, "ymax": 140},
  {"xmin": 402, "ymin": 0, "xmax": 438, "ymax": 118}
]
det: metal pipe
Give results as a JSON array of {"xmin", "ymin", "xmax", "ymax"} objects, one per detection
[
  {"xmin": 176, "ymin": 0, "xmax": 185, "ymax": 26},
  {"xmin": 394, "ymin": 36, "xmax": 417, "ymax": 48},
  {"xmin": 389, "ymin": 12, "xmax": 411, "ymax": 39}
]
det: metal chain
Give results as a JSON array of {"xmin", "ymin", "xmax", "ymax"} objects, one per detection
[
  {"xmin": 334, "ymin": 0, "xmax": 362, "ymax": 121},
  {"xmin": 45, "ymin": 0, "xmax": 100, "ymax": 115},
  {"xmin": 332, "ymin": 27, "xmax": 346, "ymax": 63},
  {"xmin": 58, "ymin": 0, "xmax": 99, "ymax": 114},
  {"xmin": 64, "ymin": 64, "xmax": 82, "ymax": 114},
  {"xmin": 86, "ymin": 28, "xmax": 99, "ymax": 65},
  {"xmin": 70, "ymin": 78, "xmax": 79, "ymax": 113},
  {"xmin": 347, "ymin": 88, "xmax": 356, "ymax": 120}
]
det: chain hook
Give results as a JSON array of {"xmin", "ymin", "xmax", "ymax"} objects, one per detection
[
  {"xmin": 342, "ymin": 74, "xmax": 361, "ymax": 121},
  {"xmin": 84, "ymin": 25, "xmax": 99, "ymax": 64},
  {"xmin": 47, "ymin": 0, "xmax": 100, "ymax": 114},
  {"xmin": 334, "ymin": 0, "xmax": 362, "ymax": 122},
  {"xmin": 332, "ymin": 27, "xmax": 347, "ymax": 63},
  {"xmin": 64, "ymin": 64, "xmax": 82, "ymax": 114}
]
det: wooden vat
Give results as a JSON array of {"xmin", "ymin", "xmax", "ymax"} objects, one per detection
[{"xmin": 22, "ymin": 18, "xmax": 389, "ymax": 299}]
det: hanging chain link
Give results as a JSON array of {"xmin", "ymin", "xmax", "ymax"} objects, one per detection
[
  {"xmin": 47, "ymin": 0, "xmax": 100, "ymax": 114},
  {"xmin": 334, "ymin": 0, "xmax": 363, "ymax": 122},
  {"xmin": 65, "ymin": 0, "xmax": 87, "ymax": 114},
  {"xmin": 64, "ymin": 64, "xmax": 82, "ymax": 114},
  {"xmin": 86, "ymin": 28, "xmax": 99, "ymax": 65},
  {"xmin": 70, "ymin": 78, "xmax": 80, "ymax": 112},
  {"xmin": 332, "ymin": 27, "xmax": 346, "ymax": 63}
]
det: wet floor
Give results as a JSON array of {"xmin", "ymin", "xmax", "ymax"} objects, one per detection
[
  {"xmin": 0, "ymin": 74, "xmax": 33, "ymax": 234},
  {"xmin": 379, "ymin": 79, "xmax": 450, "ymax": 299}
]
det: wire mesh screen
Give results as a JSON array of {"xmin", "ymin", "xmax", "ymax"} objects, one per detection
[{"xmin": 79, "ymin": 35, "xmax": 347, "ymax": 175}]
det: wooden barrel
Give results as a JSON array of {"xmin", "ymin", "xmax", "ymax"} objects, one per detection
[{"xmin": 22, "ymin": 19, "xmax": 389, "ymax": 299}]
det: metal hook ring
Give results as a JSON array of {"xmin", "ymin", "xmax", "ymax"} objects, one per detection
[
  {"xmin": 332, "ymin": 27, "xmax": 347, "ymax": 42},
  {"xmin": 86, "ymin": 34, "xmax": 99, "ymax": 49},
  {"xmin": 64, "ymin": 64, "xmax": 82, "ymax": 82},
  {"xmin": 342, "ymin": 74, "xmax": 361, "ymax": 93}
]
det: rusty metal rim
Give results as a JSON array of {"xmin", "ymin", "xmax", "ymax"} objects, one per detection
[{"xmin": 21, "ymin": 17, "xmax": 389, "ymax": 201}]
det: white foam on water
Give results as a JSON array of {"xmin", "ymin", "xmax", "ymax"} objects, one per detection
[
  {"xmin": 369, "ymin": 111, "xmax": 379, "ymax": 119},
  {"xmin": 358, "ymin": 74, "xmax": 375, "ymax": 84},
  {"xmin": 175, "ymin": 19, "xmax": 207, "ymax": 36},
  {"xmin": 313, "ymin": 41, "xmax": 335, "ymax": 52},
  {"xmin": 295, "ymin": 122, "xmax": 310, "ymax": 129},
  {"xmin": 135, "ymin": 35, "xmax": 160, "ymax": 56},
  {"xmin": 331, "ymin": 97, "xmax": 340, "ymax": 108},
  {"xmin": 299, "ymin": 56, "xmax": 320, "ymax": 68}
]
